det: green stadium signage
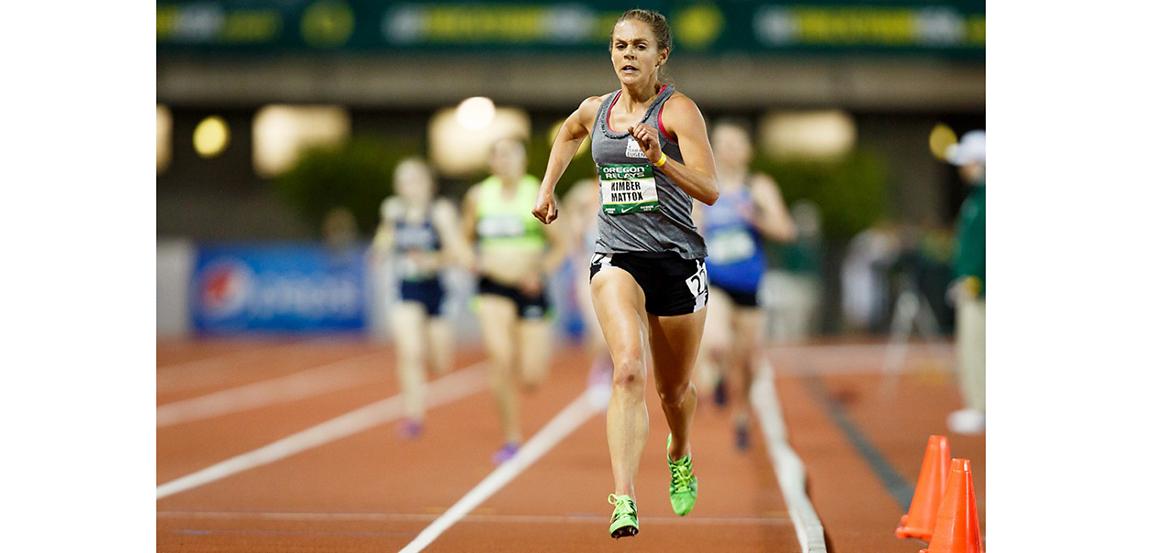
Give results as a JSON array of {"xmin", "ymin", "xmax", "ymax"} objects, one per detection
[{"xmin": 157, "ymin": 1, "xmax": 984, "ymax": 57}]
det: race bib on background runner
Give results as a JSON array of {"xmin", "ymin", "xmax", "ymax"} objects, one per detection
[
  {"xmin": 599, "ymin": 163, "xmax": 659, "ymax": 215},
  {"xmin": 707, "ymin": 228, "xmax": 756, "ymax": 264}
]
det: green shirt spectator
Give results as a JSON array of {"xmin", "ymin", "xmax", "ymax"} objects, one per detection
[
  {"xmin": 944, "ymin": 129, "xmax": 986, "ymax": 435},
  {"xmin": 953, "ymin": 182, "xmax": 985, "ymax": 297}
]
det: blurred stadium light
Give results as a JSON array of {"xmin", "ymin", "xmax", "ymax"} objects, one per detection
[
  {"xmin": 929, "ymin": 123, "xmax": 959, "ymax": 161},
  {"xmin": 759, "ymin": 110, "xmax": 856, "ymax": 160},
  {"xmin": 193, "ymin": 115, "xmax": 229, "ymax": 158},
  {"xmin": 428, "ymin": 102, "xmax": 530, "ymax": 177},
  {"xmin": 455, "ymin": 97, "xmax": 496, "ymax": 131},
  {"xmin": 157, "ymin": 105, "xmax": 172, "ymax": 173},
  {"xmin": 253, "ymin": 105, "xmax": 350, "ymax": 177}
]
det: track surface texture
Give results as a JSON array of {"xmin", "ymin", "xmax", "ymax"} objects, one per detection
[{"xmin": 157, "ymin": 338, "xmax": 984, "ymax": 552}]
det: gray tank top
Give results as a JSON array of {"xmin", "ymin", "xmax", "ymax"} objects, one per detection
[{"xmin": 590, "ymin": 85, "xmax": 707, "ymax": 260}]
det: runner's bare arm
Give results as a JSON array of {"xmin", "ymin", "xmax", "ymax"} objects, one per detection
[
  {"xmin": 434, "ymin": 198, "xmax": 476, "ymax": 270},
  {"xmin": 564, "ymin": 180, "xmax": 595, "ymax": 249},
  {"xmin": 461, "ymin": 185, "xmax": 481, "ymax": 250},
  {"xmin": 368, "ymin": 200, "xmax": 397, "ymax": 263},
  {"xmin": 369, "ymin": 222, "xmax": 393, "ymax": 261},
  {"xmin": 749, "ymin": 174, "xmax": 798, "ymax": 242},
  {"xmin": 639, "ymin": 93, "xmax": 718, "ymax": 205},
  {"xmin": 533, "ymin": 96, "xmax": 602, "ymax": 224}
]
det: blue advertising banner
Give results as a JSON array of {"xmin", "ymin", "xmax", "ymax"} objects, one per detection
[{"xmin": 190, "ymin": 243, "xmax": 367, "ymax": 333}]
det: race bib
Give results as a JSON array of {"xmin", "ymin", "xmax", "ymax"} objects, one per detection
[
  {"xmin": 707, "ymin": 228, "xmax": 756, "ymax": 264},
  {"xmin": 685, "ymin": 260, "xmax": 710, "ymax": 310},
  {"xmin": 477, "ymin": 215, "xmax": 525, "ymax": 238},
  {"xmin": 598, "ymin": 163, "xmax": 659, "ymax": 215}
]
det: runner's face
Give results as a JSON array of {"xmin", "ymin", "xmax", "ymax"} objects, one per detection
[
  {"xmin": 394, "ymin": 161, "xmax": 433, "ymax": 204},
  {"xmin": 713, "ymin": 126, "xmax": 752, "ymax": 169},
  {"xmin": 489, "ymin": 140, "xmax": 527, "ymax": 180},
  {"xmin": 610, "ymin": 20, "xmax": 665, "ymax": 87}
]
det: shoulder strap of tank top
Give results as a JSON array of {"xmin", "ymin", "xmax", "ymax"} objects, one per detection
[
  {"xmin": 593, "ymin": 90, "xmax": 619, "ymax": 133},
  {"xmin": 650, "ymin": 85, "xmax": 677, "ymax": 142},
  {"xmin": 647, "ymin": 84, "xmax": 675, "ymax": 114}
]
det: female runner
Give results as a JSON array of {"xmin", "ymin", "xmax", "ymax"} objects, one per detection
[
  {"xmin": 369, "ymin": 158, "xmax": 464, "ymax": 438},
  {"xmin": 531, "ymin": 9, "xmax": 718, "ymax": 539},
  {"xmin": 463, "ymin": 137, "xmax": 566, "ymax": 464}
]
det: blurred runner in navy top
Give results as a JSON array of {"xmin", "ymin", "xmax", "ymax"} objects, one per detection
[{"xmin": 369, "ymin": 158, "xmax": 468, "ymax": 439}]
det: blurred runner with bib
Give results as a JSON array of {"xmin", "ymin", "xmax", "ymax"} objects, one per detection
[
  {"xmin": 462, "ymin": 138, "xmax": 567, "ymax": 464},
  {"xmin": 369, "ymin": 158, "xmax": 468, "ymax": 439},
  {"xmin": 695, "ymin": 120, "xmax": 797, "ymax": 451}
]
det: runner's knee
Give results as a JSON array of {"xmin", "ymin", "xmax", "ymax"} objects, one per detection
[
  {"xmin": 611, "ymin": 348, "xmax": 645, "ymax": 392},
  {"xmin": 657, "ymin": 381, "xmax": 693, "ymax": 407},
  {"xmin": 706, "ymin": 341, "xmax": 729, "ymax": 363},
  {"xmin": 519, "ymin": 367, "xmax": 546, "ymax": 391}
]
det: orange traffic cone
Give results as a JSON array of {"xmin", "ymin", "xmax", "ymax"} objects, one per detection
[
  {"xmin": 896, "ymin": 434, "xmax": 951, "ymax": 540},
  {"xmin": 920, "ymin": 458, "xmax": 983, "ymax": 553}
]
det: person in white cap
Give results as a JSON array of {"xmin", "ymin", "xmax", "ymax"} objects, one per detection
[{"xmin": 945, "ymin": 130, "xmax": 986, "ymax": 434}]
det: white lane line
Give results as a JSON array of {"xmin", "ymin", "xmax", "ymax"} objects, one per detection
[
  {"xmin": 751, "ymin": 360, "xmax": 828, "ymax": 553},
  {"xmin": 398, "ymin": 390, "xmax": 604, "ymax": 553},
  {"xmin": 156, "ymin": 362, "xmax": 487, "ymax": 500},
  {"xmin": 158, "ymin": 510, "xmax": 791, "ymax": 525},
  {"xmin": 157, "ymin": 351, "xmax": 387, "ymax": 427}
]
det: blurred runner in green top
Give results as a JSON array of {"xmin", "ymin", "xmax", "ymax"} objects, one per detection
[
  {"xmin": 946, "ymin": 130, "xmax": 986, "ymax": 435},
  {"xmin": 462, "ymin": 137, "xmax": 566, "ymax": 465}
]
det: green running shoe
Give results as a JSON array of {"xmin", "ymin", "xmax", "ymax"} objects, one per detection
[
  {"xmin": 607, "ymin": 494, "xmax": 639, "ymax": 539},
  {"xmin": 666, "ymin": 434, "xmax": 698, "ymax": 516}
]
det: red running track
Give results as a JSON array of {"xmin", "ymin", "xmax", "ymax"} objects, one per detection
[{"xmin": 157, "ymin": 339, "xmax": 984, "ymax": 552}]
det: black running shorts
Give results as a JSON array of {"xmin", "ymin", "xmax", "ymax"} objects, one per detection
[
  {"xmin": 477, "ymin": 276, "xmax": 551, "ymax": 320},
  {"xmin": 589, "ymin": 252, "xmax": 709, "ymax": 317},
  {"xmin": 711, "ymin": 282, "xmax": 759, "ymax": 309},
  {"xmin": 400, "ymin": 277, "xmax": 444, "ymax": 317}
]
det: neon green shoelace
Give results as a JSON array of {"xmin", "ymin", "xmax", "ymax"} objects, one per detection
[
  {"xmin": 608, "ymin": 494, "xmax": 636, "ymax": 518},
  {"xmin": 669, "ymin": 457, "xmax": 693, "ymax": 494}
]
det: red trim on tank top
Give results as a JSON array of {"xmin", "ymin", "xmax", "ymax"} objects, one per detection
[
  {"xmin": 657, "ymin": 104, "xmax": 677, "ymax": 144},
  {"xmin": 605, "ymin": 90, "xmax": 621, "ymax": 135}
]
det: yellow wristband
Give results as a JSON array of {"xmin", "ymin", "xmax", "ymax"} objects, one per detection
[{"xmin": 653, "ymin": 152, "xmax": 668, "ymax": 167}]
